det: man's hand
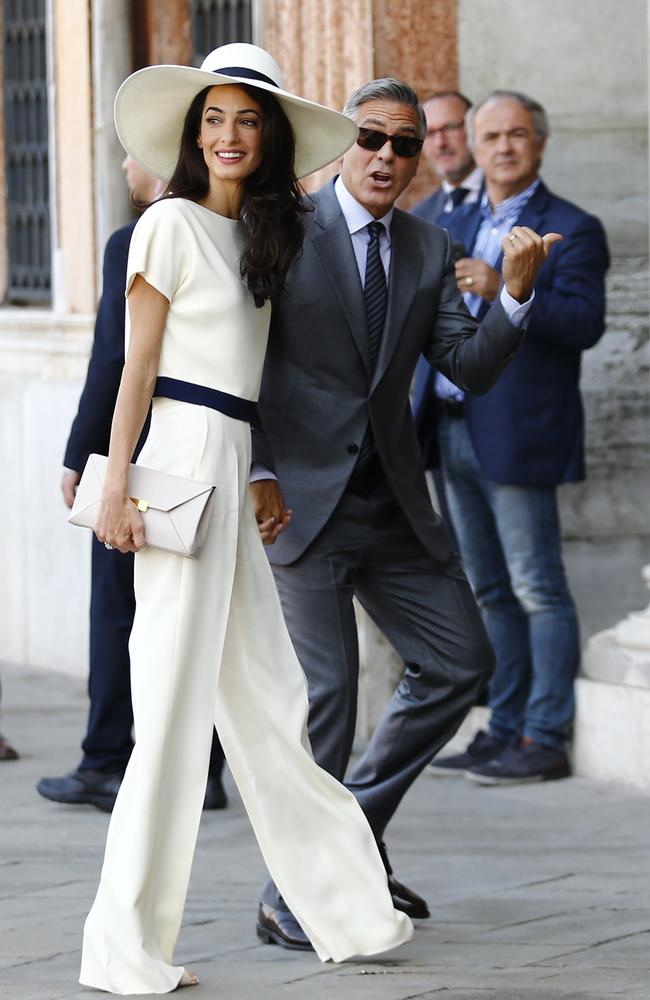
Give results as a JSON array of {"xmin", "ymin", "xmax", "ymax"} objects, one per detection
[
  {"xmin": 61, "ymin": 470, "xmax": 81, "ymax": 509},
  {"xmin": 502, "ymin": 226, "xmax": 562, "ymax": 303},
  {"xmin": 249, "ymin": 479, "xmax": 292, "ymax": 545},
  {"xmin": 455, "ymin": 258, "xmax": 500, "ymax": 302}
]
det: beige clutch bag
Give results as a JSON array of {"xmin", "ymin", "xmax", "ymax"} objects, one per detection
[{"xmin": 69, "ymin": 453, "xmax": 216, "ymax": 557}]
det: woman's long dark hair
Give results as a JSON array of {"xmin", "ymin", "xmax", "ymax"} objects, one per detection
[{"xmin": 162, "ymin": 84, "xmax": 307, "ymax": 307}]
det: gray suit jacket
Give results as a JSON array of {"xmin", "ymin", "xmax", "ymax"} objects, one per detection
[{"xmin": 254, "ymin": 180, "xmax": 523, "ymax": 566}]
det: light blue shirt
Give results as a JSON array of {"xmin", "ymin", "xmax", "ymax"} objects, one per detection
[
  {"xmin": 464, "ymin": 178, "xmax": 540, "ymax": 318},
  {"xmin": 435, "ymin": 180, "xmax": 538, "ymax": 402}
]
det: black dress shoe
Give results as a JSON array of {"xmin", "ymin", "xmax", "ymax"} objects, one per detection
[
  {"xmin": 256, "ymin": 902, "xmax": 313, "ymax": 951},
  {"xmin": 0, "ymin": 735, "xmax": 19, "ymax": 761},
  {"xmin": 378, "ymin": 841, "xmax": 430, "ymax": 920},
  {"xmin": 36, "ymin": 768, "xmax": 122, "ymax": 812},
  {"xmin": 203, "ymin": 774, "xmax": 228, "ymax": 810}
]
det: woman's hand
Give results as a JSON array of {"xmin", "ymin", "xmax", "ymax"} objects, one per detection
[
  {"xmin": 94, "ymin": 490, "xmax": 147, "ymax": 554},
  {"xmin": 95, "ymin": 274, "xmax": 169, "ymax": 555}
]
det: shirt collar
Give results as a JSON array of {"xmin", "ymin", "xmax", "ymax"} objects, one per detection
[
  {"xmin": 481, "ymin": 177, "xmax": 541, "ymax": 222},
  {"xmin": 441, "ymin": 166, "xmax": 483, "ymax": 196},
  {"xmin": 334, "ymin": 175, "xmax": 394, "ymax": 238}
]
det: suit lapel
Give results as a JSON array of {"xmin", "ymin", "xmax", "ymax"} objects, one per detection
[
  {"xmin": 371, "ymin": 209, "xmax": 422, "ymax": 392},
  {"xmin": 511, "ymin": 182, "xmax": 549, "ymax": 234},
  {"xmin": 311, "ymin": 185, "xmax": 371, "ymax": 374},
  {"xmin": 449, "ymin": 205, "xmax": 483, "ymax": 256}
]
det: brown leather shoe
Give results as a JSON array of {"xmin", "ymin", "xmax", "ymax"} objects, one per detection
[
  {"xmin": 256, "ymin": 902, "xmax": 313, "ymax": 951},
  {"xmin": 0, "ymin": 735, "xmax": 19, "ymax": 761},
  {"xmin": 378, "ymin": 841, "xmax": 430, "ymax": 919}
]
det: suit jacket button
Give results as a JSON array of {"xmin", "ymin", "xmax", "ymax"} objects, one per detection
[{"xmin": 347, "ymin": 443, "xmax": 359, "ymax": 455}]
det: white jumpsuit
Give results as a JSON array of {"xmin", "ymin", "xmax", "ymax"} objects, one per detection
[{"xmin": 79, "ymin": 198, "xmax": 413, "ymax": 995}]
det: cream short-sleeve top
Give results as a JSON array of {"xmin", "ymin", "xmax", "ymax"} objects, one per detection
[{"xmin": 125, "ymin": 198, "xmax": 271, "ymax": 402}]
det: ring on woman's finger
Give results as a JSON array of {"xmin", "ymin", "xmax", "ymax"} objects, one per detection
[
  {"xmin": 464, "ymin": 275, "xmax": 474, "ymax": 287},
  {"xmin": 104, "ymin": 542, "xmax": 114, "ymax": 550},
  {"xmin": 509, "ymin": 234, "xmax": 517, "ymax": 243}
]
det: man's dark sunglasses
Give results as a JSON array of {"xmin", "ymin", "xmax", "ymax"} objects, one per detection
[{"xmin": 356, "ymin": 127, "xmax": 423, "ymax": 158}]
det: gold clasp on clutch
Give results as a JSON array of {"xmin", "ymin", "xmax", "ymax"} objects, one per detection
[{"xmin": 130, "ymin": 496, "xmax": 149, "ymax": 513}]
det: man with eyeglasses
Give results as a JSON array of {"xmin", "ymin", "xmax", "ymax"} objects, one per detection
[
  {"xmin": 412, "ymin": 91, "xmax": 483, "ymax": 224},
  {"xmin": 249, "ymin": 79, "xmax": 560, "ymax": 951},
  {"xmin": 415, "ymin": 90, "xmax": 609, "ymax": 787},
  {"xmin": 411, "ymin": 92, "xmax": 483, "ymax": 537}
]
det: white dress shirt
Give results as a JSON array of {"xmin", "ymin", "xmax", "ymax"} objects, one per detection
[{"xmin": 440, "ymin": 165, "xmax": 483, "ymax": 213}]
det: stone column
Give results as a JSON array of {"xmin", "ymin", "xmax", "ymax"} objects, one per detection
[
  {"xmin": 263, "ymin": 0, "xmax": 456, "ymax": 201},
  {"xmin": 131, "ymin": 0, "xmax": 192, "ymax": 67},
  {"xmin": 574, "ymin": 567, "xmax": 650, "ymax": 790},
  {"xmin": 52, "ymin": 0, "xmax": 96, "ymax": 313},
  {"xmin": 372, "ymin": 0, "xmax": 458, "ymax": 208},
  {"xmin": 263, "ymin": 0, "xmax": 373, "ymax": 192},
  {"xmin": 91, "ymin": 0, "xmax": 133, "ymax": 277},
  {"xmin": 573, "ymin": 10, "xmax": 650, "ymax": 791}
]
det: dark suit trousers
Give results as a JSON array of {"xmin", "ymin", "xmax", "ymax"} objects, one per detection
[
  {"xmin": 80, "ymin": 536, "xmax": 226, "ymax": 778},
  {"xmin": 262, "ymin": 478, "xmax": 493, "ymax": 909}
]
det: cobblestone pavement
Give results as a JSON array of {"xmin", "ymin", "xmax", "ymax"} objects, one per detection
[{"xmin": 2, "ymin": 662, "xmax": 650, "ymax": 1000}]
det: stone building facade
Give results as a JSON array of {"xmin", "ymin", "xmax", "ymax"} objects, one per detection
[{"xmin": 0, "ymin": 1, "xmax": 647, "ymax": 755}]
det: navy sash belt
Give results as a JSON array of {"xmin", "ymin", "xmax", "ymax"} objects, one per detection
[{"xmin": 154, "ymin": 377, "xmax": 259, "ymax": 426}]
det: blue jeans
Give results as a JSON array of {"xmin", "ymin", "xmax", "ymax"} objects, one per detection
[{"xmin": 438, "ymin": 415, "xmax": 580, "ymax": 751}]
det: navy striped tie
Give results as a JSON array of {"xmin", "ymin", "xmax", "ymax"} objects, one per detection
[
  {"xmin": 364, "ymin": 221, "xmax": 388, "ymax": 370},
  {"xmin": 356, "ymin": 221, "xmax": 387, "ymax": 470}
]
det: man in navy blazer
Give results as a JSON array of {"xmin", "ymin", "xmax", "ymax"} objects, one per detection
[
  {"xmin": 37, "ymin": 159, "xmax": 226, "ymax": 812},
  {"xmin": 415, "ymin": 90, "xmax": 610, "ymax": 785}
]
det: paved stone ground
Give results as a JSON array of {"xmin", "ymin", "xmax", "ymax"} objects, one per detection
[{"xmin": 2, "ymin": 662, "xmax": 650, "ymax": 1000}]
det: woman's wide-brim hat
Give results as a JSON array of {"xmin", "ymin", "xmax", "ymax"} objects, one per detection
[{"xmin": 114, "ymin": 42, "xmax": 358, "ymax": 181}]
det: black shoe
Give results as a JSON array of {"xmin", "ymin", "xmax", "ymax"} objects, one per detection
[
  {"xmin": 256, "ymin": 902, "xmax": 313, "ymax": 951},
  {"xmin": 378, "ymin": 842, "xmax": 430, "ymax": 920},
  {"xmin": 36, "ymin": 768, "xmax": 122, "ymax": 812},
  {"xmin": 0, "ymin": 735, "xmax": 19, "ymax": 761},
  {"xmin": 428, "ymin": 729, "xmax": 507, "ymax": 776},
  {"xmin": 466, "ymin": 741, "xmax": 572, "ymax": 786},
  {"xmin": 203, "ymin": 774, "xmax": 228, "ymax": 810}
]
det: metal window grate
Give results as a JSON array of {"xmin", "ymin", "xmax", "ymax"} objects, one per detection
[
  {"xmin": 190, "ymin": 0, "xmax": 252, "ymax": 65},
  {"xmin": 3, "ymin": 0, "xmax": 50, "ymax": 303}
]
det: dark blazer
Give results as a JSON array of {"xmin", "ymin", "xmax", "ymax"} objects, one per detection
[
  {"xmin": 411, "ymin": 188, "xmax": 446, "ymax": 225},
  {"xmin": 412, "ymin": 181, "xmax": 610, "ymax": 486},
  {"xmin": 254, "ymin": 180, "xmax": 525, "ymax": 566},
  {"xmin": 64, "ymin": 223, "xmax": 136, "ymax": 472}
]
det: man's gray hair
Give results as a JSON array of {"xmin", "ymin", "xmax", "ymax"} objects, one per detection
[
  {"xmin": 466, "ymin": 90, "xmax": 549, "ymax": 148},
  {"xmin": 343, "ymin": 78, "xmax": 426, "ymax": 140}
]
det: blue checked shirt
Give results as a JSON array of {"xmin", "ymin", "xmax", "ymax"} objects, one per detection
[{"xmin": 435, "ymin": 179, "xmax": 539, "ymax": 402}]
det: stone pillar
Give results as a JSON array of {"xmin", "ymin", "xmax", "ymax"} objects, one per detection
[
  {"xmin": 372, "ymin": 0, "xmax": 458, "ymax": 208},
  {"xmin": 572, "ymin": 11, "xmax": 650, "ymax": 790},
  {"xmin": 262, "ymin": 0, "xmax": 457, "ymax": 200},
  {"xmin": 574, "ymin": 567, "xmax": 650, "ymax": 790},
  {"xmin": 52, "ymin": 0, "xmax": 96, "ymax": 313},
  {"xmin": 263, "ymin": 0, "xmax": 373, "ymax": 192},
  {"xmin": 91, "ymin": 0, "xmax": 133, "ymax": 275},
  {"xmin": 131, "ymin": 0, "xmax": 192, "ymax": 67}
]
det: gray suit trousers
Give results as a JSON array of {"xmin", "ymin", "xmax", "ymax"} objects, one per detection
[{"xmin": 262, "ymin": 478, "xmax": 494, "ymax": 909}]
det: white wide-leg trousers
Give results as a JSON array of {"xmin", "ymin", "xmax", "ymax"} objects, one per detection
[{"xmin": 80, "ymin": 401, "xmax": 412, "ymax": 995}]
